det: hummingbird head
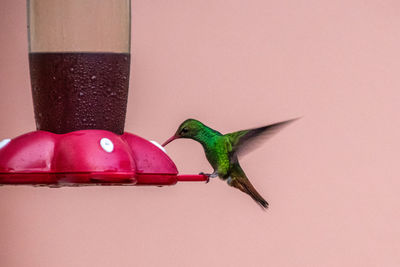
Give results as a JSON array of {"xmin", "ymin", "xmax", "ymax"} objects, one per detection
[{"xmin": 162, "ymin": 119, "xmax": 204, "ymax": 146}]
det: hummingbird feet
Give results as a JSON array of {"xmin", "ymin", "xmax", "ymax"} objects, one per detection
[{"xmin": 199, "ymin": 172, "xmax": 218, "ymax": 183}]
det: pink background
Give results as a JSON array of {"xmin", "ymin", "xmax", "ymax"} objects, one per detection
[{"xmin": 1, "ymin": 0, "xmax": 400, "ymax": 266}]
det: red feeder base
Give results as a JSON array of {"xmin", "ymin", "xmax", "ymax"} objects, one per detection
[{"xmin": 0, "ymin": 130, "xmax": 207, "ymax": 187}]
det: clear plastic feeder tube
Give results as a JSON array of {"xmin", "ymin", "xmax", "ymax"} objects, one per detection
[{"xmin": 28, "ymin": 0, "xmax": 131, "ymax": 135}]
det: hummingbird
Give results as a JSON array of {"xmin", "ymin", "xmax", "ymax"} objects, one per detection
[{"xmin": 162, "ymin": 118, "xmax": 298, "ymax": 209}]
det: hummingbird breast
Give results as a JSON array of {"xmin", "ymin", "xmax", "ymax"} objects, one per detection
[{"xmin": 203, "ymin": 137, "xmax": 231, "ymax": 179}]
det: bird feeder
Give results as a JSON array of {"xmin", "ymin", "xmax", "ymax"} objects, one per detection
[{"xmin": 0, "ymin": 0, "xmax": 206, "ymax": 186}]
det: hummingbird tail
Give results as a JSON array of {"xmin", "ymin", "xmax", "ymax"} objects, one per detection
[
  {"xmin": 230, "ymin": 177, "xmax": 269, "ymax": 209},
  {"xmin": 242, "ymin": 183, "xmax": 269, "ymax": 209}
]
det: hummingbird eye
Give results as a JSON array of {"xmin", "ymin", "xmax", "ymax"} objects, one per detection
[{"xmin": 180, "ymin": 128, "xmax": 188, "ymax": 134}]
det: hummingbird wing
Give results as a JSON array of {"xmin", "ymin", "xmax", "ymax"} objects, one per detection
[
  {"xmin": 225, "ymin": 118, "xmax": 298, "ymax": 158},
  {"xmin": 229, "ymin": 162, "xmax": 269, "ymax": 209}
]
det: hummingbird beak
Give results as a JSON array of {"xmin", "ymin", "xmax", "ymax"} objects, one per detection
[{"xmin": 162, "ymin": 135, "xmax": 178, "ymax": 147}]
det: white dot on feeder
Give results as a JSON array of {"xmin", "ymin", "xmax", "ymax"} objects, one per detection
[
  {"xmin": 100, "ymin": 138, "xmax": 114, "ymax": 153},
  {"xmin": 150, "ymin": 140, "xmax": 167, "ymax": 153},
  {"xmin": 0, "ymin": 139, "xmax": 11, "ymax": 150}
]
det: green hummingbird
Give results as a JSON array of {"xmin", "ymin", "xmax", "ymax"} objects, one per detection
[{"xmin": 162, "ymin": 118, "xmax": 298, "ymax": 209}]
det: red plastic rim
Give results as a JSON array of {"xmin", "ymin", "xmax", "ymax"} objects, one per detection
[{"xmin": 0, "ymin": 130, "xmax": 208, "ymax": 187}]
